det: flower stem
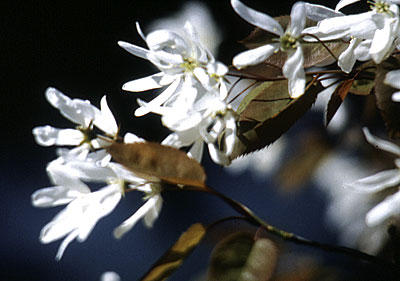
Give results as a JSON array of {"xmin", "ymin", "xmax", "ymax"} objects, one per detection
[{"xmin": 184, "ymin": 184, "xmax": 399, "ymax": 274}]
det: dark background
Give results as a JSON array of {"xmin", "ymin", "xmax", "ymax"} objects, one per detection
[{"xmin": 1, "ymin": 0, "xmax": 389, "ymax": 280}]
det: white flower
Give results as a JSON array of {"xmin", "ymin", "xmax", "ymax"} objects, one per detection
[
  {"xmin": 32, "ymin": 87, "xmax": 118, "ymax": 159},
  {"xmin": 305, "ymin": 0, "xmax": 400, "ymax": 67},
  {"xmin": 146, "ymin": 96, "xmax": 238, "ymax": 165},
  {"xmin": 345, "ymin": 127, "xmax": 400, "ymax": 227},
  {"xmin": 119, "ymin": 22, "xmax": 228, "ymax": 116},
  {"xmin": 100, "ymin": 272, "xmax": 121, "ymax": 281},
  {"xmin": 32, "ymin": 148, "xmax": 162, "ymax": 259},
  {"xmin": 231, "ymin": 0, "xmax": 307, "ymax": 98},
  {"xmin": 384, "ymin": 69, "xmax": 400, "ymax": 101}
]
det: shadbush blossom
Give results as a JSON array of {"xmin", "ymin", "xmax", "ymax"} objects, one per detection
[
  {"xmin": 119, "ymin": 22, "xmax": 228, "ymax": 117},
  {"xmin": 29, "ymin": 0, "xmax": 400, "ymax": 279},
  {"xmin": 231, "ymin": 0, "xmax": 307, "ymax": 98},
  {"xmin": 32, "ymin": 87, "xmax": 118, "ymax": 160}
]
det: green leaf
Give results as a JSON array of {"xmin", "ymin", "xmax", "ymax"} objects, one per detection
[
  {"xmin": 208, "ymin": 232, "xmax": 278, "ymax": 281},
  {"xmin": 141, "ymin": 223, "xmax": 206, "ymax": 281},
  {"xmin": 374, "ymin": 56, "xmax": 400, "ymax": 138},
  {"xmin": 231, "ymin": 80, "xmax": 320, "ymax": 159}
]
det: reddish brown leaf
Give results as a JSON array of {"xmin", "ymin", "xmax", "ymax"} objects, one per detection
[
  {"xmin": 326, "ymin": 79, "xmax": 354, "ymax": 126},
  {"xmin": 107, "ymin": 141, "xmax": 207, "ymax": 188}
]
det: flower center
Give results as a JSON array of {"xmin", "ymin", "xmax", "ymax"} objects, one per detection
[
  {"xmin": 370, "ymin": 1, "xmax": 392, "ymax": 15},
  {"xmin": 78, "ymin": 123, "xmax": 97, "ymax": 146},
  {"xmin": 181, "ymin": 57, "xmax": 200, "ymax": 73},
  {"xmin": 280, "ymin": 32, "xmax": 298, "ymax": 52}
]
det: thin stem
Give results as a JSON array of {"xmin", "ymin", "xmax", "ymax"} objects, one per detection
[
  {"xmin": 301, "ymin": 33, "xmax": 339, "ymax": 62},
  {"xmin": 181, "ymin": 185, "xmax": 399, "ymax": 273}
]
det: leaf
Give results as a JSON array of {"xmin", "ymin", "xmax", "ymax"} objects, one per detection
[
  {"xmin": 208, "ymin": 232, "xmax": 278, "ymax": 281},
  {"xmin": 349, "ymin": 78, "xmax": 375, "ymax": 96},
  {"xmin": 141, "ymin": 223, "xmax": 206, "ymax": 281},
  {"xmin": 374, "ymin": 57, "xmax": 400, "ymax": 138},
  {"xmin": 231, "ymin": 80, "xmax": 320, "ymax": 159},
  {"xmin": 241, "ymin": 17, "xmax": 347, "ymax": 70},
  {"xmin": 326, "ymin": 79, "xmax": 353, "ymax": 126},
  {"xmin": 107, "ymin": 141, "xmax": 207, "ymax": 188}
]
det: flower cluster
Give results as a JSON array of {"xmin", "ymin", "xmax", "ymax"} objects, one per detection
[
  {"xmin": 32, "ymin": 88, "xmax": 163, "ymax": 259},
  {"xmin": 119, "ymin": 22, "xmax": 236, "ymax": 165}
]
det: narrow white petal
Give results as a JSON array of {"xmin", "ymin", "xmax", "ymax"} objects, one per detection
[
  {"xmin": 187, "ymin": 139, "xmax": 204, "ymax": 162},
  {"xmin": 305, "ymin": 3, "xmax": 343, "ymax": 22},
  {"xmin": 55, "ymin": 229, "xmax": 79, "ymax": 261},
  {"xmin": 143, "ymin": 195, "xmax": 163, "ymax": 228},
  {"xmin": 366, "ymin": 191, "xmax": 400, "ymax": 226},
  {"xmin": 231, "ymin": 0, "xmax": 283, "ymax": 36},
  {"xmin": 344, "ymin": 169, "xmax": 400, "ymax": 193},
  {"xmin": 32, "ymin": 126, "xmax": 83, "ymax": 146},
  {"xmin": 208, "ymin": 143, "xmax": 231, "ymax": 165},
  {"xmin": 233, "ymin": 44, "xmax": 278, "ymax": 69},
  {"xmin": 134, "ymin": 79, "xmax": 180, "ymax": 117},
  {"xmin": 118, "ymin": 41, "xmax": 149, "ymax": 60},
  {"xmin": 290, "ymin": 2, "xmax": 306, "ymax": 36},
  {"xmin": 363, "ymin": 127, "xmax": 400, "ymax": 155},
  {"xmin": 113, "ymin": 197, "xmax": 158, "ymax": 239},
  {"xmin": 31, "ymin": 186, "xmax": 82, "ymax": 207},
  {"xmin": 385, "ymin": 69, "xmax": 400, "ymax": 89},
  {"xmin": 335, "ymin": 0, "xmax": 361, "ymax": 11},
  {"xmin": 338, "ymin": 38, "xmax": 361, "ymax": 73},
  {"xmin": 283, "ymin": 47, "xmax": 305, "ymax": 98},
  {"xmin": 370, "ymin": 19, "xmax": 394, "ymax": 63},
  {"xmin": 93, "ymin": 96, "xmax": 118, "ymax": 136},
  {"xmin": 392, "ymin": 91, "xmax": 400, "ymax": 102},
  {"xmin": 122, "ymin": 73, "xmax": 166, "ymax": 92}
]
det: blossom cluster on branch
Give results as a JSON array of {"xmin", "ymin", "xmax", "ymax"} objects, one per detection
[{"xmin": 31, "ymin": 0, "xmax": 400, "ymax": 279}]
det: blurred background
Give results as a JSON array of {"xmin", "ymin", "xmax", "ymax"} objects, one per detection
[{"xmin": 1, "ymin": 0, "xmax": 395, "ymax": 280}]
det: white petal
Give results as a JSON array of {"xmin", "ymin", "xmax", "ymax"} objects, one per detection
[
  {"xmin": 366, "ymin": 191, "xmax": 400, "ymax": 226},
  {"xmin": 118, "ymin": 41, "xmax": 149, "ymax": 60},
  {"xmin": 32, "ymin": 126, "xmax": 83, "ymax": 146},
  {"xmin": 134, "ymin": 79, "xmax": 181, "ymax": 117},
  {"xmin": 123, "ymin": 133, "xmax": 145, "ymax": 144},
  {"xmin": 232, "ymin": 44, "xmax": 278, "ymax": 69},
  {"xmin": 370, "ymin": 19, "xmax": 395, "ymax": 63},
  {"xmin": 335, "ymin": 0, "xmax": 360, "ymax": 11},
  {"xmin": 31, "ymin": 186, "xmax": 83, "ymax": 207},
  {"xmin": 392, "ymin": 91, "xmax": 400, "ymax": 102},
  {"xmin": 208, "ymin": 143, "xmax": 231, "ymax": 165},
  {"xmin": 385, "ymin": 69, "xmax": 400, "ymax": 89},
  {"xmin": 290, "ymin": 2, "xmax": 306, "ymax": 36},
  {"xmin": 344, "ymin": 169, "xmax": 400, "ymax": 193},
  {"xmin": 143, "ymin": 195, "xmax": 163, "ymax": 228},
  {"xmin": 283, "ymin": 47, "xmax": 305, "ymax": 98},
  {"xmin": 230, "ymin": 0, "xmax": 283, "ymax": 36},
  {"xmin": 113, "ymin": 196, "xmax": 159, "ymax": 239},
  {"xmin": 338, "ymin": 38, "xmax": 361, "ymax": 73},
  {"xmin": 45, "ymin": 88, "xmax": 97, "ymax": 127},
  {"xmin": 187, "ymin": 139, "xmax": 204, "ymax": 162},
  {"xmin": 93, "ymin": 96, "xmax": 118, "ymax": 136},
  {"xmin": 363, "ymin": 127, "xmax": 400, "ymax": 155},
  {"xmin": 55, "ymin": 229, "xmax": 79, "ymax": 261},
  {"xmin": 305, "ymin": 3, "xmax": 343, "ymax": 22},
  {"xmin": 122, "ymin": 72, "xmax": 167, "ymax": 92}
]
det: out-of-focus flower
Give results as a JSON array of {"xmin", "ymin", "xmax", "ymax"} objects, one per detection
[
  {"xmin": 385, "ymin": 69, "xmax": 400, "ymax": 101},
  {"xmin": 119, "ymin": 22, "xmax": 228, "ymax": 116},
  {"xmin": 100, "ymin": 272, "xmax": 121, "ymax": 281},
  {"xmin": 231, "ymin": 0, "xmax": 307, "ymax": 98},
  {"xmin": 32, "ymin": 88, "xmax": 118, "ymax": 160},
  {"xmin": 147, "ymin": 1, "xmax": 222, "ymax": 55},
  {"xmin": 345, "ymin": 128, "xmax": 400, "ymax": 227}
]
